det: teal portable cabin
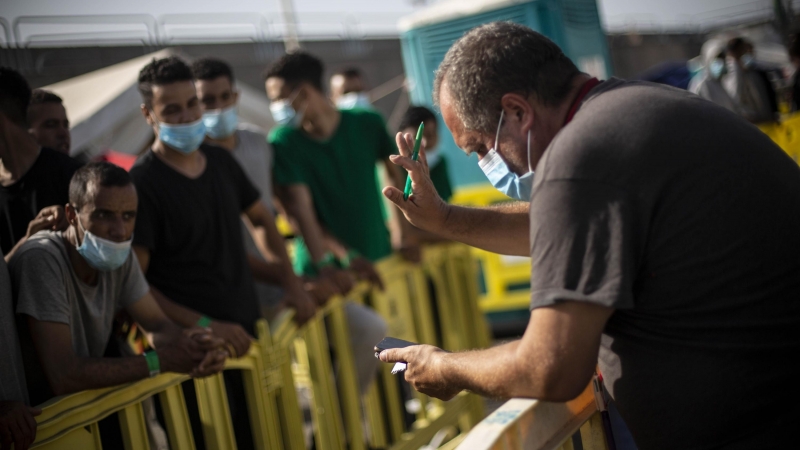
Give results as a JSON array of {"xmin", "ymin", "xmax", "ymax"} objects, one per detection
[{"xmin": 399, "ymin": 0, "xmax": 611, "ymax": 189}]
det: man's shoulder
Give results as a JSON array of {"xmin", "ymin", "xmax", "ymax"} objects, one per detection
[
  {"xmin": 268, "ymin": 124, "xmax": 299, "ymax": 145},
  {"xmin": 237, "ymin": 122, "xmax": 268, "ymax": 137},
  {"xmin": 10, "ymin": 231, "xmax": 67, "ymax": 271}
]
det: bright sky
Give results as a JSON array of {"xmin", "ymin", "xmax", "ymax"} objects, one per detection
[{"xmin": 0, "ymin": 0, "xmax": 792, "ymax": 45}]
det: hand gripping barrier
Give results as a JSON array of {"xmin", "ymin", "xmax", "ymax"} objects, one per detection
[{"xmin": 29, "ymin": 243, "xmax": 492, "ymax": 449}]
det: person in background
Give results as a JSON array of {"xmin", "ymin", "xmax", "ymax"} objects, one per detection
[
  {"xmin": 0, "ymin": 247, "xmax": 39, "ymax": 450},
  {"xmin": 9, "ymin": 162, "xmax": 226, "ymax": 407},
  {"xmin": 265, "ymin": 52, "xmax": 393, "ymax": 393},
  {"xmin": 689, "ymin": 39, "xmax": 741, "ymax": 114},
  {"xmin": 27, "ymin": 89, "xmax": 71, "ymax": 155},
  {"xmin": 191, "ymin": 57, "xmax": 323, "ymax": 318},
  {"xmin": 399, "ymin": 106, "xmax": 452, "ymax": 203},
  {"xmin": 330, "ymin": 67, "xmax": 372, "ymax": 110},
  {"xmin": 789, "ymin": 33, "xmax": 800, "ymax": 111},
  {"xmin": 0, "ymin": 67, "xmax": 82, "ymax": 262},
  {"xmin": 133, "ymin": 57, "xmax": 308, "ymax": 448},
  {"xmin": 724, "ymin": 37, "xmax": 776, "ymax": 123}
]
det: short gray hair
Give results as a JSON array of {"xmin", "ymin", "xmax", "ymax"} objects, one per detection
[{"xmin": 433, "ymin": 22, "xmax": 579, "ymax": 134}]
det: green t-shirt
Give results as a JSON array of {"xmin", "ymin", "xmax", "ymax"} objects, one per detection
[{"xmin": 270, "ymin": 109, "xmax": 396, "ymax": 273}]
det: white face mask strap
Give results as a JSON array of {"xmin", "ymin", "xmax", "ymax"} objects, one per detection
[
  {"xmin": 494, "ymin": 110, "xmax": 505, "ymax": 152},
  {"xmin": 527, "ymin": 129, "xmax": 532, "ymax": 173}
]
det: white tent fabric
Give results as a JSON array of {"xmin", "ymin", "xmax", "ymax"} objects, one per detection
[{"xmin": 42, "ymin": 49, "xmax": 275, "ymax": 157}]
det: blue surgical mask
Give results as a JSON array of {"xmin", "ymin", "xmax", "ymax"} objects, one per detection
[
  {"xmin": 478, "ymin": 110, "xmax": 535, "ymax": 201},
  {"xmin": 709, "ymin": 58, "xmax": 726, "ymax": 79},
  {"xmin": 75, "ymin": 214, "xmax": 132, "ymax": 271},
  {"xmin": 336, "ymin": 92, "xmax": 372, "ymax": 110},
  {"xmin": 203, "ymin": 105, "xmax": 239, "ymax": 139},
  {"xmin": 155, "ymin": 116, "xmax": 207, "ymax": 154},
  {"xmin": 270, "ymin": 90, "xmax": 304, "ymax": 128}
]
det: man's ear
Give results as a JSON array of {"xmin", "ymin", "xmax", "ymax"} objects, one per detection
[
  {"xmin": 65, "ymin": 203, "xmax": 78, "ymax": 227},
  {"xmin": 141, "ymin": 104, "xmax": 154, "ymax": 126},
  {"xmin": 232, "ymin": 90, "xmax": 240, "ymax": 104},
  {"xmin": 500, "ymin": 92, "xmax": 535, "ymax": 135}
]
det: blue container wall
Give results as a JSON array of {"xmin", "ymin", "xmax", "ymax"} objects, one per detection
[{"xmin": 400, "ymin": 0, "xmax": 611, "ymax": 189}]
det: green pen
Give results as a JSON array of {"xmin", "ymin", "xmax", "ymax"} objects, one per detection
[{"xmin": 403, "ymin": 122, "xmax": 425, "ymax": 200}]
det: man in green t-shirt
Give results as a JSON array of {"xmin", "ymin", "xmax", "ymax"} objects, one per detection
[
  {"xmin": 265, "ymin": 52, "xmax": 412, "ymax": 280},
  {"xmin": 266, "ymin": 52, "xmax": 413, "ymax": 394}
]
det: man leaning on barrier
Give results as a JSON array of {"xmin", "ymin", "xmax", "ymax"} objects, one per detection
[
  {"xmin": 9, "ymin": 162, "xmax": 227, "ymax": 407},
  {"xmin": 379, "ymin": 22, "xmax": 800, "ymax": 449}
]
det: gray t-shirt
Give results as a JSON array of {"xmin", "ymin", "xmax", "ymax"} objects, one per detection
[
  {"xmin": 529, "ymin": 79, "xmax": 800, "ymax": 449},
  {"xmin": 0, "ymin": 249, "xmax": 29, "ymax": 404},
  {"xmin": 11, "ymin": 231, "xmax": 149, "ymax": 358},
  {"xmin": 232, "ymin": 123, "xmax": 275, "ymax": 211},
  {"xmin": 231, "ymin": 124, "xmax": 284, "ymax": 307}
]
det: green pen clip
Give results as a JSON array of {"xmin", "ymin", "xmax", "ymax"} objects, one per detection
[{"xmin": 403, "ymin": 122, "xmax": 425, "ymax": 200}]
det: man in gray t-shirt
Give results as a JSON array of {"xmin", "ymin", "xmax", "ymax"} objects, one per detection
[
  {"xmin": 379, "ymin": 23, "xmax": 799, "ymax": 449},
  {"xmin": 10, "ymin": 162, "xmax": 227, "ymax": 406}
]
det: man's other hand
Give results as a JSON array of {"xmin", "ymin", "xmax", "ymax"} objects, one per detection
[
  {"xmin": 319, "ymin": 266, "xmax": 355, "ymax": 295},
  {"xmin": 377, "ymin": 344, "xmax": 461, "ymax": 401},
  {"xmin": 209, "ymin": 320, "xmax": 253, "ymax": 359},
  {"xmin": 191, "ymin": 349, "xmax": 229, "ymax": 378},
  {"xmin": 304, "ymin": 277, "xmax": 338, "ymax": 305},
  {"xmin": 27, "ymin": 205, "xmax": 68, "ymax": 238},
  {"xmin": 0, "ymin": 401, "xmax": 41, "ymax": 450},
  {"xmin": 349, "ymin": 257, "xmax": 385, "ymax": 291},
  {"xmin": 383, "ymin": 132, "xmax": 450, "ymax": 234},
  {"xmin": 286, "ymin": 287, "xmax": 317, "ymax": 326}
]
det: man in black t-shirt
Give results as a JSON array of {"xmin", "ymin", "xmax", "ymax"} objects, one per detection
[
  {"xmin": 0, "ymin": 67, "xmax": 82, "ymax": 261},
  {"xmin": 379, "ymin": 23, "xmax": 799, "ymax": 448},
  {"xmin": 131, "ymin": 56, "xmax": 315, "ymax": 354}
]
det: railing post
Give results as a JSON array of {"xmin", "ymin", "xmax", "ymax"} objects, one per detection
[
  {"xmin": 193, "ymin": 373, "xmax": 237, "ymax": 450},
  {"xmin": 158, "ymin": 384, "xmax": 196, "ymax": 450},
  {"xmin": 117, "ymin": 403, "xmax": 151, "ymax": 450}
]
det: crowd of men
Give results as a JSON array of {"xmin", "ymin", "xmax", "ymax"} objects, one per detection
[
  {"xmin": 0, "ymin": 52, "xmax": 454, "ymax": 449},
  {"xmin": 2, "ymin": 19, "xmax": 800, "ymax": 450}
]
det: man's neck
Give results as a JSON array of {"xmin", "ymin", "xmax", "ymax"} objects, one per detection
[
  {"xmin": 0, "ymin": 131, "xmax": 41, "ymax": 187},
  {"xmin": 151, "ymin": 140, "xmax": 207, "ymax": 178},
  {"xmin": 206, "ymin": 133, "xmax": 238, "ymax": 152},
  {"xmin": 303, "ymin": 101, "xmax": 341, "ymax": 141},
  {"xmin": 530, "ymin": 73, "xmax": 593, "ymax": 164},
  {"xmin": 63, "ymin": 228, "xmax": 98, "ymax": 286}
]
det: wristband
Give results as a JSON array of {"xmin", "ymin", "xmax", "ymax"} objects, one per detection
[
  {"xmin": 340, "ymin": 249, "xmax": 362, "ymax": 268},
  {"xmin": 196, "ymin": 315, "xmax": 212, "ymax": 328},
  {"xmin": 144, "ymin": 350, "xmax": 161, "ymax": 378},
  {"xmin": 315, "ymin": 252, "xmax": 339, "ymax": 271}
]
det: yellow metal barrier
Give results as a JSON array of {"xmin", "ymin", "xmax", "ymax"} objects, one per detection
[
  {"xmin": 451, "ymin": 186, "xmax": 533, "ymax": 314},
  {"xmin": 759, "ymin": 113, "xmax": 800, "ymax": 163},
  {"xmin": 30, "ymin": 244, "xmax": 491, "ymax": 450},
  {"xmin": 31, "ymin": 339, "xmax": 282, "ymax": 450},
  {"xmin": 456, "ymin": 382, "xmax": 608, "ymax": 450}
]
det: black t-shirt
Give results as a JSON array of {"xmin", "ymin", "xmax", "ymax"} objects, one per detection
[
  {"xmin": 528, "ymin": 79, "xmax": 800, "ymax": 449},
  {"xmin": 0, "ymin": 148, "xmax": 82, "ymax": 254},
  {"xmin": 130, "ymin": 145, "xmax": 261, "ymax": 333}
]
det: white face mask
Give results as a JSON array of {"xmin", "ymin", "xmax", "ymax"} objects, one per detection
[
  {"xmin": 336, "ymin": 92, "xmax": 372, "ymax": 110},
  {"xmin": 270, "ymin": 89, "xmax": 305, "ymax": 128},
  {"xmin": 477, "ymin": 110, "xmax": 535, "ymax": 201},
  {"xmin": 75, "ymin": 214, "xmax": 132, "ymax": 271}
]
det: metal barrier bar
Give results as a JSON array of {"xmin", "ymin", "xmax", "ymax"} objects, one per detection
[{"xmin": 456, "ymin": 383, "xmax": 602, "ymax": 450}]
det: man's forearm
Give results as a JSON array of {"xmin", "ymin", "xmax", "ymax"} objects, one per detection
[
  {"xmin": 438, "ymin": 341, "xmax": 534, "ymax": 399},
  {"xmin": 50, "ymin": 356, "xmax": 150, "ymax": 396},
  {"xmin": 440, "ymin": 203, "xmax": 530, "ymax": 255},
  {"xmin": 247, "ymin": 254, "xmax": 287, "ymax": 285}
]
